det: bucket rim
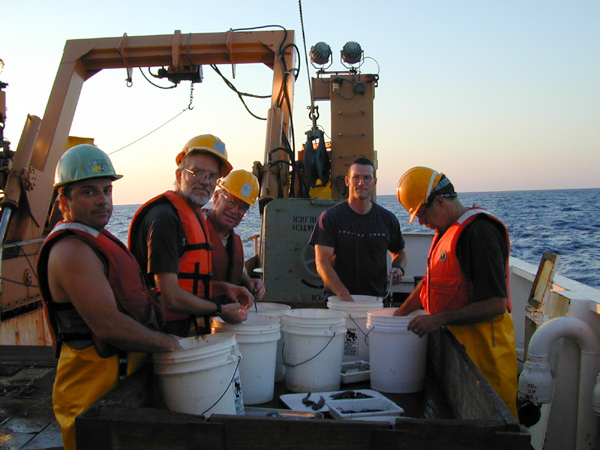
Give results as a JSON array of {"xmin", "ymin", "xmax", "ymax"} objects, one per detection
[
  {"xmin": 152, "ymin": 332, "xmax": 237, "ymax": 362},
  {"xmin": 282, "ymin": 308, "xmax": 346, "ymax": 320},
  {"xmin": 327, "ymin": 295, "xmax": 384, "ymax": 304},
  {"xmin": 212, "ymin": 314, "xmax": 281, "ymax": 328},
  {"xmin": 253, "ymin": 302, "xmax": 292, "ymax": 311}
]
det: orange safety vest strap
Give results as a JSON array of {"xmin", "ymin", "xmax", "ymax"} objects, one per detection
[{"xmin": 421, "ymin": 208, "xmax": 511, "ymax": 314}]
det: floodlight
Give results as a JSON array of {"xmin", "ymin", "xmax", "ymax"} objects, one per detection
[
  {"xmin": 341, "ymin": 41, "xmax": 363, "ymax": 66},
  {"xmin": 310, "ymin": 42, "xmax": 332, "ymax": 68}
]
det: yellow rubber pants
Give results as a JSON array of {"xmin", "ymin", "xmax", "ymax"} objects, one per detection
[
  {"xmin": 447, "ymin": 310, "xmax": 519, "ymax": 418},
  {"xmin": 53, "ymin": 344, "xmax": 146, "ymax": 450}
]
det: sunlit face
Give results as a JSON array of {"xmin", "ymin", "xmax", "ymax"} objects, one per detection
[
  {"xmin": 176, "ymin": 153, "xmax": 220, "ymax": 208},
  {"xmin": 211, "ymin": 189, "xmax": 249, "ymax": 230},
  {"xmin": 60, "ymin": 178, "xmax": 113, "ymax": 231},
  {"xmin": 346, "ymin": 163, "xmax": 376, "ymax": 201}
]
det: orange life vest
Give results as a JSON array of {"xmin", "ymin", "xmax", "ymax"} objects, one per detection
[
  {"xmin": 419, "ymin": 208, "xmax": 518, "ymax": 418},
  {"xmin": 205, "ymin": 214, "xmax": 244, "ymax": 285},
  {"xmin": 420, "ymin": 207, "xmax": 512, "ymax": 314},
  {"xmin": 129, "ymin": 190, "xmax": 213, "ymax": 321},
  {"xmin": 37, "ymin": 221, "xmax": 164, "ymax": 358}
]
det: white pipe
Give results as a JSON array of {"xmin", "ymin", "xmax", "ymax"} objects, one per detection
[{"xmin": 518, "ymin": 316, "xmax": 600, "ymax": 450}]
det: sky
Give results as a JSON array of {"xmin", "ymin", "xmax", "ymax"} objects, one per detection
[{"xmin": 2, "ymin": 1, "xmax": 599, "ymax": 205}]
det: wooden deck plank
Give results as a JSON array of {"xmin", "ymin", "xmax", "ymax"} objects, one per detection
[{"xmin": 212, "ymin": 414, "xmax": 388, "ymax": 450}]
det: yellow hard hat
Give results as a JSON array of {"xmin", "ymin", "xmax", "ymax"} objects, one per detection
[
  {"xmin": 176, "ymin": 134, "xmax": 233, "ymax": 177},
  {"xmin": 54, "ymin": 144, "xmax": 123, "ymax": 187},
  {"xmin": 217, "ymin": 169, "xmax": 260, "ymax": 207},
  {"xmin": 396, "ymin": 166, "xmax": 443, "ymax": 224}
]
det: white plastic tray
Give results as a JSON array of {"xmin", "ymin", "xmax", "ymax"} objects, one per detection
[
  {"xmin": 279, "ymin": 389, "xmax": 381, "ymax": 413},
  {"xmin": 326, "ymin": 396, "xmax": 404, "ymax": 419},
  {"xmin": 244, "ymin": 407, "xmax": 324, "ymax": 419},
  {"xmin": 341, "ymin": 361, "xmax": 370, "ymax": 384}
]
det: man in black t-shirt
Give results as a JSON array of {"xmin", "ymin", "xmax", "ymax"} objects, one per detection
[{"xmin": 309, "ymin": 158, "xmax": 408, "ymax": 301}]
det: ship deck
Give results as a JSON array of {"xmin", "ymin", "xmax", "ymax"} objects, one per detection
[{"xmin": 0, "ymin": 346, "xmax": 62, "ymax": 450}]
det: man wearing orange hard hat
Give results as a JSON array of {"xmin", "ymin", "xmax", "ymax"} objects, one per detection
[
  {"xmin": 129, "ymin": 135, "xmax": 253, "ymax": 337},
  {"xmin": 394, "ymin": 166, "xmax": 518, "ymax": 419},
  {"xmin": 204, "ymin": 169, "xmax": 266, "ymax": 305}
]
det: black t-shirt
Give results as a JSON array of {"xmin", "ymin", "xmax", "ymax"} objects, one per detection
[
  {"xmin": 309, "ymin": 201, "xmax": 405, "ymax": 297},
  {"xmin": 455, "ymin": 214, "xmax": 509, "ymax": 301},
  {"xmin": 131, "ymin": 202, "xmax": 186, "ymax": 286}
]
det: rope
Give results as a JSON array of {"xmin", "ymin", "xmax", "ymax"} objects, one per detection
[
  {"xmin": 107, "ymin": 108, "xmax": 188, "ymax": 156},
  {"xmin": 0, "ymin": 276, "xmax": 38, "ymax": 288},
  {"xmin": 0, "ymin": 241, "xmax": 39, "ymax": 287},
  {"xmin": 298, "ymin": 0, "xmax": 318, "ymax": 128}
]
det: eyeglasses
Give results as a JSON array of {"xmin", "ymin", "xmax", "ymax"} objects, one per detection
[
  {"xmin": 183, "ymin": 168, "xmax": 219, "ymax": 183},
  {"xmin": 222, "ymin": 192, "xmax": 250, "ymax": 214}
]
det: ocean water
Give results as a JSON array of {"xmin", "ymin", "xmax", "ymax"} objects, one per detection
[{"xmin": 108, "ymin": 188, "xmax": 600, "ymax": 289}]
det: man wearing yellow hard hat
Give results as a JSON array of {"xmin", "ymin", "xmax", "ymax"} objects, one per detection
[
  {"xmin": 129, "ymin": 135, "xmax": 253, "ymax": 337},
  {"xmin": 394, "ymin": 166, "xmax": 518, "ymax": 419},
  {"xmin": 204, "ymin": 169, "xmax": 266, "ymax": 305}
]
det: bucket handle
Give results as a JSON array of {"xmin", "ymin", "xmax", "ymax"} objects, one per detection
[
  {"xmin": 384, "ymin": 275, "xmax": 393, "ymax": 307},
  {"xmin": 348, "ymin": 315, "xmax": 371, "ymax": 348},
  {"xmin": 282, "ymin": 333, "xmax": 337, "ymax": 368},
  {"xmin": 364, "ymin": 326, "xmax": 375, "ymax": 347},
  {"xmin": 201, "ymin": 355, "xmax": 242, "ymax": 416}
]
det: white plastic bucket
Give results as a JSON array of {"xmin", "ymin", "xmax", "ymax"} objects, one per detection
[
  {"xmin": 211, "ymin": 314, "xmax": 281, "ymax": 405},
  {"xmin": 153, "ymin": 332, "xmax": 244, "ymax": 416},
  {"xmin": 366, "ymin": 308, "xmax": 428, "ymax": 393},
  {"xmin": 248, "ymin": 302, "xmax": 292, "ymax": 382},
  {"xmin": 280, "ymin": 308, "xmax": 346, "ymax": 393},
  {"xmin": 327, "ymin": 295, "xmax": 383, "ymax": 362}
]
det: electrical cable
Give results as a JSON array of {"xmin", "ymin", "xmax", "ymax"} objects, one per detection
[{"xmin": 137, "ymin": 67, "xmax": 177, "ymax": 89}]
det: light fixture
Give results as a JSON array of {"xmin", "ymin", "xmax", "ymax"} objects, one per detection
[
  {"xmin": 340, "ymin": 41, "xmax": 363, "ymax": 68},
  {"xmin": 332, "ymin": 77, "xmax": 343, "ymax": 94},
  {"xmin": 310, "ymin": 42, "xmax": 332, "ymax": 69}
]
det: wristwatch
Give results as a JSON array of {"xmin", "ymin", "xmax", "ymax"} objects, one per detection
[{"xmin": 213, "ymin": 303, "xmax": 222, "ymax": 316}]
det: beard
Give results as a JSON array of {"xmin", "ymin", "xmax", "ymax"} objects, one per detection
[
  {"xmin": 185, "ymin": 191, "xmax": 209, "ymax": 207},
  {"xmin": 178, "ymin": 185, "xmax": 210, "ymax": 207}
]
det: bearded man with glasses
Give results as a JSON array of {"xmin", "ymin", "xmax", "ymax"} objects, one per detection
[{"xmin": 129, "ymin": 135, "xmax": 253, "ymax": 337}]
